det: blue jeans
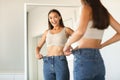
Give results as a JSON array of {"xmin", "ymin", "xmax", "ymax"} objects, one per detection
[
  {"xmin": 72, "ymin": 48, "xmax": 105, "ymax": 80},
  {"xmin": 43, "ymin": 55, "xmax": 70, "ymax": 80}
]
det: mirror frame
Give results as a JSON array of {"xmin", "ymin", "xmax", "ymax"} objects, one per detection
[{"xmin": 24, "ymin": 3, "xmax": 80, "ymax": 80}]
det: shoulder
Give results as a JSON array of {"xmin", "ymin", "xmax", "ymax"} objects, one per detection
[
  {"xmin": 43, "ymin": 29, "xmax": 49, "ymax": 36},
  {"xmin": 65, "ymin": 27, "xmax": 73, "ymax": 31},
  {"xmin": 64, "ymin": 27, "xmax": 74, "ymax": 35},
  {"xmin": 81, "ymin": 5, "xmax": 92, "ymax": 15},
  {"xmin": 80, "ymin": 5, "xmax": 92, "ymax": 22},
  {"xmin": 40, "ymin": 29, "xmax": 49, "ymax": 41}
]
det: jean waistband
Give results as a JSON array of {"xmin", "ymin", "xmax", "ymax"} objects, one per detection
[
  {"xmin": 72, "ymin": 48, "xmax": 99, "ymax": 54},
  {"xmin": 43, "ymin": 55, "xmax": 66, "ymax": 60}
]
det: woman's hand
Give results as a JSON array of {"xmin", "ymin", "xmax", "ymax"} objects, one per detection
[
  {"xmin": 98, "ymin": 44, "xmax": 104, "ymax": 49},
  {"xmin": 63, "ymin": 44, "xmax": 73, "ymax": 56},
  {"xmin": 35, "ymin": 53, "xmax": 43, "ymax": 59}
]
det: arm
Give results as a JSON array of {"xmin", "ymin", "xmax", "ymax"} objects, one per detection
[
  {"xmin": 63, "ymin": 6, "xmax": 91, "ymax": 55},
  {"xmin": 35, "ymin": 30, "xmax": 48, "ymax": 59},
  {"xmin": 65, "ymin": 27, "xmax": 74, "ymax": 37},
  {"xmin": 101, "ymin": 14, "xmax": 120, "ymax": 48}
]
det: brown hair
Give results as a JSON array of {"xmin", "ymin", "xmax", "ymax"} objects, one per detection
[{"xmin": 82, "ymin": 0, "xmax": 110, "ymax": 30}]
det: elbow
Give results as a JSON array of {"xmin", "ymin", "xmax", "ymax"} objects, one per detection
[
  {"xmin": 118, "ymin": 33, "xmax": 120, "ymax": 38},
  {"xmin": 116, "ymin": 33, "xmax": 120, "ymax": 40}
]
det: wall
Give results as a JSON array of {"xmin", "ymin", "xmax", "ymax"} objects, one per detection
[
  {"xmin": 26, "ymin": 0, "xmax": 80, "ymax": 5},
  {"xmin": 101, "ymin": 1, "xmax": 120, "ymax": 80},
  {"xmin": 0, "ymin": 0, "xmax": 24, "ymax": 79}
]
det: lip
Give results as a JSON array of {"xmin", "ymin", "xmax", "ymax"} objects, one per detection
[
  {"xmin": 51, "ymin": 21, "xmax": 57, "ymax": 25},
  {"xmin": 51, "ymin": 23, "xmax": 57, "ymax": 26}
]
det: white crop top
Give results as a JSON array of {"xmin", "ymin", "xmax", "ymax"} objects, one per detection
[
  {"xmin": 46, "ymin": 28, "xmax": 67, "ymax": 47},
  {"xmin": 83, "ymin": 21, "xmax": 104, "ymax": 39}
]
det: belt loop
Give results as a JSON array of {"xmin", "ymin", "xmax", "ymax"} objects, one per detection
[{"xmin": 78, "ymin": 49, "xmax": 81, "ymax": 55}]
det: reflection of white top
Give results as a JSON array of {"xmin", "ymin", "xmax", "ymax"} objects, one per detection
[
  {"xmin": 83, "ymin": 21, "xmax": 104, "ymax": 39},
  {"xmin": 46, "ymin": 28, "xmax": 67, "ymax": 47}
]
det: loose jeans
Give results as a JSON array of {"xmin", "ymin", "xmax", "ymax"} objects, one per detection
[
  {"xmin": 72, "ymin": 48, "xmax": 105, "ymax": 80},
  {"xmin": 43, "ymin": 55, "xmax": 69, "ymax": 80}
]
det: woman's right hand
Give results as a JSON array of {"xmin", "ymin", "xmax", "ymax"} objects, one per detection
[
  {"xmin": 63, "ymin": 44, "xmax": 72, "ymax": 56},
  {"xmin": 35, "ymin": 53, "xmax": 43, "ymax": 59}
]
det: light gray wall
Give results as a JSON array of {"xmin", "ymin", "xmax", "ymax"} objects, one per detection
[
  {"xmin": 101, "ymin": 1, "xmax": 120, "ymax": 80},
  {"xmin": 0, "ymin": 0, "xmax": 24, "ymax": 73},
  {"xmin": 26, "ymin": 0, "xmax": 80, "ymax": 5}
]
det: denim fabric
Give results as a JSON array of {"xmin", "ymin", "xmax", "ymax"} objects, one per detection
[
  {"xmin": 72, "ymin": 48, "xmax": 105, "ymax": 80},
  {"xmin": 43, "ymin": 55, "xmax": 70, "ymax": 80}
]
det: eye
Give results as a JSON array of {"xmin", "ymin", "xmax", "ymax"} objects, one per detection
[
  {"xmin": 54, "ymin": 15, "xmax": 57, "ymax": 18},
  {"xmin": 49, "ymin": 17, "xmax": 52, "ymax": 20}
]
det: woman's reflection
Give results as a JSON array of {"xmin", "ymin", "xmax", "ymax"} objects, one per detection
[{"xmin": 35, "ymin": 9, "xmax": 74, "ymax": 80}]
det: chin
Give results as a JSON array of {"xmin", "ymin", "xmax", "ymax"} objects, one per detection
[{"xmin": 52, "ymin": 24, "xmax": 57, "ymax": 27}]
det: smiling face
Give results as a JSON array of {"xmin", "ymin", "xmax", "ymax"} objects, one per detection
[{"xmin": 48, "ymin": 12, "xmax": 61, "ymax": 27}]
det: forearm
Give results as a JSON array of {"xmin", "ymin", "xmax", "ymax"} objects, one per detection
[
  {"xmin": 101, "ymin": 33, "xmax": 120, "ymax": 48},
  {"xmin": 65, "ymin": 30, "xmax": 83, "ymax": 46},
  {"xmin": 36, "ymin": 46, "xmax": 41, "ymax": 54},
  {"xmin": 35, "ymin": 46, "xmax": 43, "ymax": 59}
]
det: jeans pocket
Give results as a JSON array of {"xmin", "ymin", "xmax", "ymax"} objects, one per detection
[
  {"xmin": 59, "ymin": 56, "xmax": 68, "ymax": 66},
  {"xmin": 74, "ymin": 55, "xmax": 84, "ymax": 72},
  {"xmin": 43, "ymin": 58, "xmax": 48, "ymax": 63}
]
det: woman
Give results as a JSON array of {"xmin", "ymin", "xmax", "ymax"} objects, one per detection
[
  {"xmin": 63, "ymin": 0, "xmax": 120, "ymax": 80},
  {"xmin": 36, "ymin": 9, "xmax": 74, "ymax": 80}
]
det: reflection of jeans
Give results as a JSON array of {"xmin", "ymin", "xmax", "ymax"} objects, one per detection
[
  {"xmin": 43, "ymin": 55, "xmax": 69, "ymax": 80},
  {"xmin": 72, "ymin": 48, "xmax": 105, "ymax": 80}
]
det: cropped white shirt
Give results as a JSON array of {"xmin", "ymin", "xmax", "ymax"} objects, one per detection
[
  {"xmin": 83, "ymin": 21, "xmax": 104, "ymax": 39},
  {"xmin": 46, "ymin": 28, "xmax": 67, "ymax": 47}
]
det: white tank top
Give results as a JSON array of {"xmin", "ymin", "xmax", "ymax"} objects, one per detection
[
  {"xmin": 83, "ymin": 21, "xmax": 104, "ymax": 39},
  {"xmin": 46, "ymin": 28, "xmax": 67, "ymax": 47}
]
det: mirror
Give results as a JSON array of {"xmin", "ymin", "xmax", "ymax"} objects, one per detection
[{"xmin": 25, "ymin": 3, "xmax": 81, "ymax": 80}]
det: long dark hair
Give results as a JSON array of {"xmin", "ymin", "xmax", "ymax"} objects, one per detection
[
  {"xmin": 83, "ymin": 0, "xmax": 110, "ymax": 30},
  {"xmin": 48, "ymin": 9, "xmax": 65, "ymax": 30}
]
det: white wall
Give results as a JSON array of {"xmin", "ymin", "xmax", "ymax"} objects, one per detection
[
  {"xmin": 101, "ymin": 1, "xmax": 120, "ymax": 80},
  {"xmin": 26, "ymin": 0, "xmax": 80, "ymax": 6},
  {"xmin": 0, "ymin": 0, "xmax": 24, "ymax": 75},
  {"xmin": 0, "ymin": 73, "xmax": 24, "ymax": 80}
]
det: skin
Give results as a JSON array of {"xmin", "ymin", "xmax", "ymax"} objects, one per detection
[
  {"xmin": 63, "ymin": 0, "xmax": 120, "ymax": 56},
  {"xmin": 36, "ymin": 11, "xmax": 74, "ymax": 59}
]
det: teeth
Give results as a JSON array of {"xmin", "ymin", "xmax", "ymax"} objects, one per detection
[{"xmin": 52, "ymin": 22, "xmax": 56, "ymax": 24}]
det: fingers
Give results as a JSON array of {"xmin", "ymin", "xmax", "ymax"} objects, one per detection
[
  {"xmin": 36, "ymin": 53, "xmax": 43, "ymax": 60},
  {"xmin": 63, "ymin": 46, "xmax": 72, "ymax": 56},
  {"xmin": 39, "ymin": 55, "xmax": 43, "ymax": 59},
  {"xmin": 64, "ymin": 51, "xmax": 71, "ymax": 56},
  {"xmin": 38, "ymin": 54, "xmax": 43, "ymax": 59}
]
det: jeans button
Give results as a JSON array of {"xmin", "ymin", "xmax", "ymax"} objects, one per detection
[{"xmin": 51, "ymin": 65, "xmax": 53, "ymax": 67}]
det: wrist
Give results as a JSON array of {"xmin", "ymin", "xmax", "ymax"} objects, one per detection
[{"xmin": 65, "ymin": 43, "xmax": 70, "ymax": 47}]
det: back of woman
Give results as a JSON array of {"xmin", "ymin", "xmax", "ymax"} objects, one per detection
[
  {"xmin": 63, "ymin": 0, "xmax": 120, "ymax": 80},
  {"xmin": 77, "ymin": 0, "xmax": 110, "ymax": 49},
  {"xmin": 36, "ymin": 9, "xmax": 74, "ymax": 80}
]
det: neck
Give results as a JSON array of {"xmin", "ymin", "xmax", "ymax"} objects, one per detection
[{"xmin": 53, "ymin": 26, "xmax": 61, "ymax": 30}]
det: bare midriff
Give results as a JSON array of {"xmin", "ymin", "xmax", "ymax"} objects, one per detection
[
  {"xmin": 76, "ymin": 38, "xmax": 102, "ymax": 49},
  {"xmin": 47, "ymin": 46, "xmax": 64, "ymax": 56}
]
